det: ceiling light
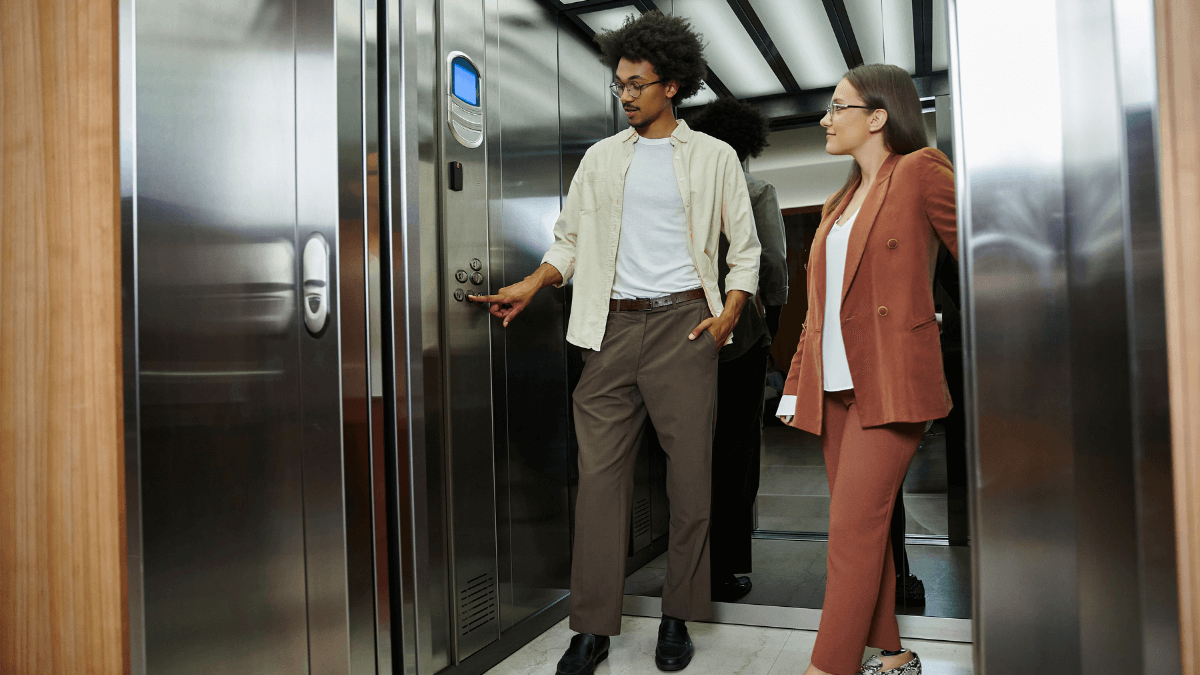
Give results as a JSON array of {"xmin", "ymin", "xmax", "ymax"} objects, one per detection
[
  {"xmin": 747, "ymin": 0, "xmax": 848, "ymax": 89},
  {"xmin": 670, "ymin": 0, "xmax": 785, "ymax": 98}
]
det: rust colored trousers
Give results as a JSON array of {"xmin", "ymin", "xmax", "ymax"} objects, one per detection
[{"xmin": 812, "ymin": 390, "xmax": 924, "ymax": 675}]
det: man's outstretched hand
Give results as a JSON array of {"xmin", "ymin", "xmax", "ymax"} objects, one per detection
[{"xmin": 468, "ymin": 263, "xmax": 562, "ymax": 327}]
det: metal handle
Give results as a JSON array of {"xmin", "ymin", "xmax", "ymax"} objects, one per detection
[{"xmin": 302, "ymin": 233, "xmax": 330, "ymax": 335}]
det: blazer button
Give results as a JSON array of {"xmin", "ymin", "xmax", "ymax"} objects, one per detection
[
  {"xmin": 887, "ymin": 239, "xmax": 898, "ymax": 249},
  {"xmin": 878, "ymin": 306, "xmax": 888, "ymax": 316}
]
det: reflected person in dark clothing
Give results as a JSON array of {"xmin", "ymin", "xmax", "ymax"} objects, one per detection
[{"xmin": 688, "ymin": 98, "xmax": 789, "ymax": 602}]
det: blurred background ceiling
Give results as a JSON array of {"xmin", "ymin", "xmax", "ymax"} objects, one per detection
[{"xmin": 541, "ymin": 0, "xmax": 950, "ymax": 130}]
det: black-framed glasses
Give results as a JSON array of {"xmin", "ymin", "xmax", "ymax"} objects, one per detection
[
  {"xmin": 610, "ymin": 80, "xmax": 662, "ymax": 99},
  {"xmin": 825, "ymin": 102, "xmax": 872, "ymax": 118}
]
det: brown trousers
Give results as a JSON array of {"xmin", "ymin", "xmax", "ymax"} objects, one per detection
[
  {"xmin": 569, "ymin": 298, "xmax": 718, "ymax": 636},
  {"xmin": 812, "ymin": 390, "xmax": 924, "ymax": 675}
]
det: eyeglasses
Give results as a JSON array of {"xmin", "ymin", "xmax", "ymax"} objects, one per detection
[
  {"xmin": 825, "ymin": 102, "xmax": 872, "ymax": 118},
  {"xmin": 610, "ymin": 80, "xmax": 662, "ymax": 99}
]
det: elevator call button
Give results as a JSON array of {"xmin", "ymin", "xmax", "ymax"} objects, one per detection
[{"xmin": 456, "ymin": 270, "xmax": 468, "ymax": 283}]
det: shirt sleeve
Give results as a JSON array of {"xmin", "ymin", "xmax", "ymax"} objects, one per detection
[
  {"xmin": 721, "ymin": 151, "xmax": 761, "ymax": 298},
  {"xmin": 540, "ymin": 165, "xmax": 585, "ymax": 287},
  {"xmin": 751, "ymin": 181, "xmax": 789, "ymax": 306},
  {"xmin": 775, "ymin": 395, "xmax": 797, "ymax": 416}
]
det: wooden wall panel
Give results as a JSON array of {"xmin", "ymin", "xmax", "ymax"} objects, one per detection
[
  {"xmin": 1156, "ymin": 0, "xmax": 1200, "ymax": 673},
  {"xmin": 0, "ymin": 0, "xmax": 127, "ymax": 673}
]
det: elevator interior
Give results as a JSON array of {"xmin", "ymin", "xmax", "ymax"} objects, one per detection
[{"xmin": 120, "ymin": 0, "xmax": 1184, "ymax": 672}]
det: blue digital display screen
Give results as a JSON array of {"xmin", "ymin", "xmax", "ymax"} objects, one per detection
[{"xmin": 452, "ymin": 59, "xmax": 479, "ymax": 106}]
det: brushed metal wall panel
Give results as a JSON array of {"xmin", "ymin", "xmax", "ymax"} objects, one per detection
[
  {"xmin": 950, "ymin": 0, "xmax": 1081, "ymax": 671},
  {"xmin": 557, "ymin": 0, "xmax": 617, "ymax": 570},
  {"xmin": 134, "ymin": 1, "xmax": 310, "ymax": 672},
  {"xmin": 951, "ymin": 0, "xmax": 1181, "ymax": 671},
  {"xmin": 491, "ymin": 0, "xmax": 574, "ymax": 631}
]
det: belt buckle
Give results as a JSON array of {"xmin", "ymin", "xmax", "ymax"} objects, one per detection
[{"xmin": 651, "ymin": 295, "xmax": 669, "ymax": 310}]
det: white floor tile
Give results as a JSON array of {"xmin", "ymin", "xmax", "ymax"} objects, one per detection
[
  {"xmin": 768, "ymin": 630, "xmax": 972, "ymax": 674},
  {"xmin": 484, "ymin": 617, "xmax": 973, "ymax": 675}
]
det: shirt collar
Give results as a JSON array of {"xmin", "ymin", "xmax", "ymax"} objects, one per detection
[{"xmin": 621, "ymin": 119, "xmax": 693, "ymax": 145}]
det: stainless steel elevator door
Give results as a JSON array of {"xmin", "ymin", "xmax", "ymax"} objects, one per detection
[{"xmin": 135, "ymin": 1, "xmax": 309, "ymax": 673}]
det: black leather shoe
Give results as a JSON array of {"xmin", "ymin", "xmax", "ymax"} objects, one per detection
[
  {"xmin": 555, "ymin": 633, "xmax": 609, "ymax": 675},
  {"xmin": 895, "ymin": 572, "xmax": 926, "ymax": 606},
  {"xmin": 655, "ymin": 616, "xmax": 694, "ymax": 671},
  {"xmin": 711, "ymin": 575, "xmax": 753, "ymax": 602}
]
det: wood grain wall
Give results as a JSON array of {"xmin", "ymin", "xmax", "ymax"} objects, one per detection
[
  {"xmin": 1156, "ymin": 0, "xmax": 1200, "ymax": 672},
  {"xmin": 0, "ymin": 0, "xmax": 128, "ymax": 673}
]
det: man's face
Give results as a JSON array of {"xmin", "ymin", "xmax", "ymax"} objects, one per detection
[{"xmin": 615, "ymin": 58, "xmax": 678, "ymax": 129}]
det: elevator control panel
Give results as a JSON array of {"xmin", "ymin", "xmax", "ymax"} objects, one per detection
[{"xmin": 446, "ymin": 52, "xmax": 483, "ymax": 148}]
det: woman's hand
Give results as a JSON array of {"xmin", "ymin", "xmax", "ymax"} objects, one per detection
[{"xmin": 778, "ymin": 415, "xmax": 793, "ymax": 425}]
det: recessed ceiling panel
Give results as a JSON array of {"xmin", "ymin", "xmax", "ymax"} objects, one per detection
[
  {"xmin": 843, "ymin": 0, "xmax": 916, "ymax": 74},
  {"xmin": 748, "ymin": 0, "xmax": 848, "ymax": 89},
  {"xmin": 933, "ymin": 0, "xmax": 949, "ymax": 71},
  {"xmin": 671, "ymin": 0, "xmax": 786, "ymax": 98},
  {"xmin": 578, "ymin": 7, "xmax": 642, "ymax": 35}
]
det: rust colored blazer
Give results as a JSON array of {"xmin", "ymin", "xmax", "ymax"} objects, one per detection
[{"xmin": 782, "ymin": 148, "xmax": 958, "ymax": 435}]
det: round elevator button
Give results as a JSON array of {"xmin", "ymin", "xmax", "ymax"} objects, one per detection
[
  {"xmin": 470, "ymin": 258, "xmax": 483, "ymax": 271},
  {"xmin": 455, "ymin": 270, "xmax": 468, "ymax": 283},
  {"xmin": 453, "ymin": 289, "xmax": 466, "ymax": 302},
  {"xmin": 471, "ymin": 272, "xmax": 484, "ymax": 285}
]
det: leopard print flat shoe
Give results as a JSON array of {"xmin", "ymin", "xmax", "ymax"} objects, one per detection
[{"xmin": 856, "ymin": 651, "xmax": 922, "ymax": 675}]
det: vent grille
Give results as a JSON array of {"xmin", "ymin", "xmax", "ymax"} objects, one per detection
[
  {"xmin": 459, "ymin": 573, "xmax": 496, "ymax": 637},
  {"xmin": 633, "ymin": 498, "xmax": 652, "ymax": 539}
]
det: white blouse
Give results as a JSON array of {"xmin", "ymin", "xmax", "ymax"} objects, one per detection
[{"xmin": 776, "ymin": 209, "xmax": 859, "ymax": 417}]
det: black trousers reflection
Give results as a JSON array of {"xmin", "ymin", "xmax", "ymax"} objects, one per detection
[
  {"xmin": 889, "ymin": 345, "xmax": 967, "ymax": 581},
  {"xmin": 710, "ymin": 338, "xmax": 768, "ymax": 578}
]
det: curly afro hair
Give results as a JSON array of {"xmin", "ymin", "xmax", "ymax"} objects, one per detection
[
  {"xmin": 687, "ymin": 97, "xmax": 770, "ymax": 162},
  {"xmin": 594, "ymin": 11, "xmax": 708, "ymax": 103}
]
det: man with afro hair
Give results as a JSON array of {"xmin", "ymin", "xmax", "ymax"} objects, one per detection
[
  {"xmin": 687, "ymin": 97, "xmax": 788, "ymax": 604},
  {"xmin": 470, "ymin": 10, "xmax": 761, "ymax": 674}
]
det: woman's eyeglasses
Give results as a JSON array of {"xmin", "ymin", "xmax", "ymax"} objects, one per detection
[{"xmin": 825, "ymin": 102, "xmax": 873, "ymax": 118}]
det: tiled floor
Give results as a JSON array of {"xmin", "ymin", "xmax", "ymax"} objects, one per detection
[{"xmin": 483, "ymin": 615, "xmax": 974, "ymax": 674}]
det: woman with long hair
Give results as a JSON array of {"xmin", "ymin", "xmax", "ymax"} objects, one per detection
[{"xmin": 776, "ymin": 63, "xmax": 957, "ymax": 675}]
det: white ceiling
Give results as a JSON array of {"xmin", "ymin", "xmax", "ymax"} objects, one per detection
[
  {"xmin": 669, "ymin": 0, "xmax": 785, "ymax": 98},
  {"xmin": 575, "ymin": 0, "xmax": 948, "ymax": 104},
  {"xmin": 577, "ymin": 6, "xmax": 642, "ymax": 34},
  {"xmin": 748, "ymin": 0, "xmax": 847, "ymax": 89}
]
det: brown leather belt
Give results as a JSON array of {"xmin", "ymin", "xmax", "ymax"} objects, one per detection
[{"xmin": 609, "ymin": 288, "xmax": 705, "ymax": 312}]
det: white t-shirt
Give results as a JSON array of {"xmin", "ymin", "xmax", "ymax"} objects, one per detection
[
  {"xmin": 775, "ymin": 209, "xmax": 859, "ymax": 417},
  {"xmin": 610, "ymin": 136, "xmax": 702, "ymax": 299},
  {"xmin": 821, "ymin": 210, "xmax": 857, "ymax": 391}
]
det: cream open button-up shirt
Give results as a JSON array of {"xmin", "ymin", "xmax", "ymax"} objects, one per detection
[{"xmin": 541, "ymin": 120, "xmax": 761, "ymax": 351}]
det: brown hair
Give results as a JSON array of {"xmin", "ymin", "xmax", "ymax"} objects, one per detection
[{"xmin": 825, "ymin": 64, "xmax": 928, "ymax": 217}]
